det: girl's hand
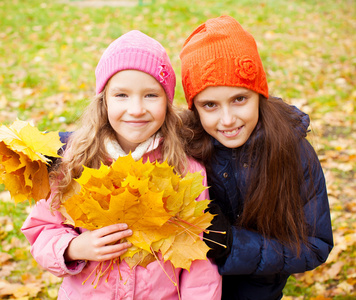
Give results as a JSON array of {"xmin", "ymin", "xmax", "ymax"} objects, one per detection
[
  {"xmin": 204, "ymin": 202, "xmax": 233, "ymax": 261},
  {"xmin": 64, "ymin": 223, "xmax": 133, "ymax": 262}
]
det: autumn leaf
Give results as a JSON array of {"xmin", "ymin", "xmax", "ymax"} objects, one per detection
[
  {"xmin": 0, "ymin": 120, "xmax": 62, "ymax": 162},
  {"xmin": 0, "ymin": 252, "xmax": 12, "ymax": 265},
  {"xmin": 123, "ymin": 248, "xmax": 156, "ymax": 268},
  {"xmin": 62, "ymin": 154, "xmax": 214, "ymax": 284},
  {"xmin": 0, "ymin": 120, "xmax": 64, "ymax": 203},
  {"xmin": 159, "ymin": 232, "xmax": 211, "ymax": 270},
  {"xmin": 0, "ymin": 279, "xmax": 43, "ymax": 299}
]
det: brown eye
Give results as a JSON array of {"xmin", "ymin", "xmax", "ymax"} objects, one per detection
[
  {"xmin": 115, "ymin": 93, "xmax": 128, "ymax": 98},
  {"xmin": 234, "ymin": 96, "xmax": 247, "ymax": 104},
  {"xmin": 204, "ymin": 102, "xmax": 216, "ymax": 108},
  {"xmin": 145, "ymin": 94, "xmax": 158, "ymax": 98}
]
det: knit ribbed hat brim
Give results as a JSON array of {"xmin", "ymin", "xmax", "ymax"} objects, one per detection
[
  {"xmin": 95, "ymin": 30, "xmax": 176, "ymax": 102},
  {"xmin": 180, "ymin": 16, "xmax": 268, "ymax": 109}
]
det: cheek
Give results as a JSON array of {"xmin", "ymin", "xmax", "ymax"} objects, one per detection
[
  {"xmin": 152, "ymin": 101, "xmax": 167, "ymax": 125},
  {"xmin": 157, "ymin": 108, "xmax": 167, "ymax": 124},
  {"xmin": 249, "ymin": 106, "xmax": 259, "ymax": 128},
  {"xmin": 241, "ymin": 100, "xmax": 259, "ymax": 129},
  {"xmin": 107, "ymin": 107, "xmax": 116, "ymax": 121},
  {"xmin": 107, "ymin": 104, "xmax": 123, "ymax": 125},
  {"xmin": 199, "ymin": 113, "xmax": 216, "ymax": 133}
]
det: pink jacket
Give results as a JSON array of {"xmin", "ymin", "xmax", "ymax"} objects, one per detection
[{"xmin": 21, "ymin": 146, "xmax": 222, "ymax": 300}]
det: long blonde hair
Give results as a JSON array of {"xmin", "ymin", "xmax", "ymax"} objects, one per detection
[{"xmin": 50, "ymin": 87, "xmax": 189, "ymax": 208}]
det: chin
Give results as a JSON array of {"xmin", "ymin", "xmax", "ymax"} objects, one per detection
[{"xmin": 220, "ymin": 139, "xmax": 244, "ymax": 149}]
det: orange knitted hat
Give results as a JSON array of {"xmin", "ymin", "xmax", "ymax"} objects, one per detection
[{"xmin": 180, "ymin": 15, "xmax": 269, "ymax": 109}]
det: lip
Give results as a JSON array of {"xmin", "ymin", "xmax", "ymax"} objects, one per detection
[
  {"xmin": 124, "ymin": 120, "xmax": 149, "ymax": 127},
  {"xmin": 218, "ymin": 126, "xmax": 243, "ymax": 137}
]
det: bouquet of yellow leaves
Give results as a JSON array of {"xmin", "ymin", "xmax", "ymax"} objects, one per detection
[
  {"xmin": 62, "ymin": 154, "xmax": 216, "ymax": 285},
  {"xmin": 0, "ymin": 120, "xmax": 220, "ymax": 288},
  {"xmin": 0, "ymin": 120, "xmax": 63, "ymax": 203}
]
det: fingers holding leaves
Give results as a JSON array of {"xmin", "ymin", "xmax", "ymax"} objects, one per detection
[{"xmin": 65, "ymin": 223, "xmax": 133, "ymax": 262}]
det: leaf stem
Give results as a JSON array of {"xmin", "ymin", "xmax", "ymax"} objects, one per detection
[
  {"xmin": 202, "ymin": 236, "xmax": 227, "ymax": 248},
  {"xmin": 171, "ymin": 217, "xmax": 206, "ymax": 232},
  {"xmin": 103, "ymin": 259, "xmax": 114, "ymax": 282},
  {"xmin": 206, "ymin": 229, "xmax": 227, "ymax": 234},
  {"xmin": 82, "ymin": 262, "xmax": 101, "ymax": 286},
  {"xmin": 93, "ymin": 261, "xmax": 104, "ymax": 288},
  {"xmin": 171, "ymin": 261, "xmax": 181, "ymax": 300},
  {"xmin": 168, "ymin": 218, "xmax": 227, "ymax": 248},
  {"xmin": 173, "ymin": 217, "xmax": 226, "ymax": 235},
  {"xmin": 150, "ymin": 247, "xmax": 177, "ymax": 287}
]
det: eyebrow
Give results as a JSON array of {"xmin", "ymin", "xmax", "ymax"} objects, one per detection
[
  {"xmin": 108, "ymin": 87, "xmax": 162, "ymax": 94},
  {"xmin": 194, "ymin": 98, "xmax": 218, "ymax": 104},
  {"xmin": 107, "ymin": 86, "xmax": 127, "ymax": 93},
  {"xmin": 143, "ymin": 88, "xmax": 163, "ymax": 93},
  {"xmin": 195, "ymin": 91, "xmax": 252, "ymax": 103}
]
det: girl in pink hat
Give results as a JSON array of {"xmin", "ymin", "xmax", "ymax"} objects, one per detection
[
  {"xmin": 179, "ymin": 16, "xmax": 333, "ymax": 300},
  {"xmin": 22, "ymin": 30, "xmax": 222, "ymax": 300}
]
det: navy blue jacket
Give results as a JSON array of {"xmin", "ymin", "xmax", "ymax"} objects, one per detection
[{"xmin": 208, "ymin": 110, "xmax": 333, "ymax": 300}]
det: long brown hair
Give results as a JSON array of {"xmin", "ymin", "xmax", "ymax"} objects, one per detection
[
  {"xmin": 50, "ymin": 88, "xmax": 189, "ymax": 208},
  {"xmin": 180, "ymin": 96, "xmax": 310, "ymax": 255}
]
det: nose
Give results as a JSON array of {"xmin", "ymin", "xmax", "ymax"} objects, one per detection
[
  {"xmin": 127, "ymin": 97, "xmax": 146, "ymax": 117},
  {"xmin": 220, "ymin": 107, "xmax": 236, "ymax": 126}
]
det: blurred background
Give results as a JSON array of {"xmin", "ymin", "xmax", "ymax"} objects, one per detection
[{"xmin": 0, "ymin": 0, "xmax": 355, "ymax": 299}]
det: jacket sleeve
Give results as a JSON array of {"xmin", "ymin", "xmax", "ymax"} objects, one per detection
[
  {"xmin": 21, "ymin": 199, "xmax": 86, "ymax": 277},
  {"xmin": 218, "ymin": 139, "xmax": 333, "ymax": 276},
  {"xmin": 180, "ymin": 159, "xmax": 222, "ymax": 299}
]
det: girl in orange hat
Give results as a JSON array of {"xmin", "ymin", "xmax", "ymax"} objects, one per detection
[{"xmin": 180, "ymin": 15, "xmax": 333, "ymax": 300}]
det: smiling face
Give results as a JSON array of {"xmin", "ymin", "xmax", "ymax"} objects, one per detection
[
  {"xmin": 105, "ymin": 70, "xmax": 167, "ymax": 153},
  {"xmin": 194, "ymin": 86, "xmax": 259, "ymax": 149}
]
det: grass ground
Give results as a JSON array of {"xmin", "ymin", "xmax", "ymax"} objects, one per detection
[{"xmin": 0, "ymin": 0, "xmax": 355, "ymax": 299}]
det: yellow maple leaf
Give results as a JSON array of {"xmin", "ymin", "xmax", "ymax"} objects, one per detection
[
  {"xmin": 0, "ymin": 120, "xmax": 63, "ymax": 162},
  {"xmin": 62, "ymin": 154, "xmax": 214, "ymax": 282},
  {"xmin": 122, "ymin": 246, "xmax": 155, "ymax": 268},
  {"xmin": 0, "ymin": 120, "xmax": 64, "ymax": 203},
  {"xmin": 161, "ymin": 232, "xmax": 211, "ymax": 270},
  {"xmin": 76, "ymin": 163, "xmax": 111, "ymax": 188}
]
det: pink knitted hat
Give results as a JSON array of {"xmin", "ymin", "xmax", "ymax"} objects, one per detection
[{"xmin": 95, "ymin": 30, "xmax": 176, "ymax": 102}]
